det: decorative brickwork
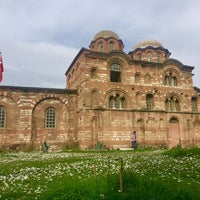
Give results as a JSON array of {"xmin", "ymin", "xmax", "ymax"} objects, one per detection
[{"xmin": 0, "ymin": 30, "xmax": 200, "ymax": 150}]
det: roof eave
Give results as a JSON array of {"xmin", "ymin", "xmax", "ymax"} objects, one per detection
[{"xmin": 65, "ymin": 47, "xmax": 88, "ymax": 76}]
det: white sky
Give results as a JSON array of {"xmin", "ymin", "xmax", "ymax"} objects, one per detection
[{"xmin": 0, "ymin": 0, "xmax": 200, "ymax": 88}]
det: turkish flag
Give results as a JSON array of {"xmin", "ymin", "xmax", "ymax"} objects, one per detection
[{"xmin": 0, "ymin": 52, "xmax": 4, "ymax": 82}]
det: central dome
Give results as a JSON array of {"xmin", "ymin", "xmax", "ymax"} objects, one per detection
[
  {"xmin": 133, "ymin": 39, "xmax": 163, "ymax": 50},
  {"xmin": 93, "ymin": 30, "xmax": 120, "ymax": 41}
]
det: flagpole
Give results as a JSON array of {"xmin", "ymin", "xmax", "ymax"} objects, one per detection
[{"xmin": 0, "ymin": 52, "xmax": 4, "ymax": 83}]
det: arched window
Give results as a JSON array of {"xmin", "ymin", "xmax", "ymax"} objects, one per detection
[
  {"xmin": 164, "ymin": 72, "xmax": 177, "ymax": 86},
  {"xmin": 170, "ymin": 117, "xmax": 179, "ymax": 124},
  {"xmin": 109, "ymin": 94, "xmax": 126, "ymax": 109},
  {"xmin": 146, "ymin": 94, "xmax": 153, "ymax": 110},
  {"xmin": 135, "ymin": 73, "xmax": 140, "ymax": 83},
  {"xmin": 144, "ymin": 74, "xmax": 151, "ymax": 83},
  {"xmin": 157, "ymin": 52, "xmax": 161, "ymax": 62},
  {"xmin": 109, "ymin": 41, "xmax": 114, "ymax": 51},
  {"xmin": 98, "ymin": 42, "xmax": 104, "ymax": 52},
  {"xmin": 0, "ymin": 106, "xmax": 5, "ymax": 128},
  {"xmin": 45, "ymin": 108, "xmax": 56, "ymax": 128},
  {"xmin": 110, "ymin": 63, "xmax": 121, "ymax": 82},
  {"xmin": 91, "ymin": 68, "xmax": 97, "ymax": 78},
  {"xmin": 147, "ymin": 52, "xmax": 152, "ymax": 61},
  {"xmin": 137, "ymin": 53, "xmax": 142, "ymax": 60},
  {"xmin": 165, "ymin": 96, "xmax": 180, "ymax": 111},
  {"xmin": 191, "ymin": 97, "xmax": 197, "ymax": 112}
]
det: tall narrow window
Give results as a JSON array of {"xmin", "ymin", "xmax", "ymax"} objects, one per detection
[
  {"xmin": 137, "ymin": 53, "xmax": 142, "ymax": 60},
  {"xmin": 121, "ymin": 97, "xmax": 126, "ymax": 109},
  {"xmin": 157, "ymin": 52, "xmax": 161, "ymax": 62},
  {"xmin": 98, "ymin": 42, "xmax": 104, "ymax": 52},
  {"xmin": 0, "ymin": 106, "xmax": 5, "ymax": 128},
  {"xmin": 110, "ymin": 63, "xmax": 121, "ymax": 82},
  {"xmin": 91, "ymin": 68, "xmax": 97, "ymax": 78},
  {"xmin": 109, "ymin": 41, "xmax": 114, "ymax": 51},
  {"xmin": 191, "ymin": 97, "xmax": 197, "ymax": 112},
  {"xmin": 91, "ymin": 90, "xmax": 98, "ymax": 107},
  {"xmin": 109, "ymin": 96, "xmax": 114, "ymax": 108},
  {"xmin": 135, "ymin": 73, "xmax": 140, "ymax": 83},
  {"xmin": 147, "ymin": 52, "xmax": 152, "ymax": 61},
  {"xmin": 45, "ymin": 108, "xmax": 56, "ymax": 128},
  {"xmin": 146, "ymin": 94, "xmax": 153, "ymax": 110}
]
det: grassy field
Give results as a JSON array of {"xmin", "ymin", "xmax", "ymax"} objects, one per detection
[{"xmin": 0, "ymin": 148, "xmax": 199, "ymax": 200}]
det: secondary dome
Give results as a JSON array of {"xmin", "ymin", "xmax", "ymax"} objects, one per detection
[
  {"xmin": 133, "ymin": 39, "xmax": 163, "ymax": 50},
  {"xmin": 93, "ymin": 30, "xmax": 120, "ymax": 41}
]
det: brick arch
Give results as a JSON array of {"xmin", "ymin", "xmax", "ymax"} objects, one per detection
[
  {"xmin": 165, "ymin": 92, "xmax": 181, "ymax": 101},
  {"xmin": 107, "ymin": 56, "xmax": 128, "ymax": 67},
  {"xmin": 33, "ymin": 95, "xmax": 68, "ymax": 111},
  {"xmin": 31, "ymin": 96, "xmax": 68, "ymax": 150},
  {"xmin": 162, "ymin": 59, "xmax": 183, "ymax": 69},
  {"xmin": 163, "ymin": 67, "xmax": 179, "ymax": 75}
]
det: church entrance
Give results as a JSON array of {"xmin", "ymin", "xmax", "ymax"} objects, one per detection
[{"xmin": 168, "ymin": 117, "xmax": 180, "ymax": 148}]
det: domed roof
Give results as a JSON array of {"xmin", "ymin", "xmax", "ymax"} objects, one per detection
[
  {"xmin": 93, "ymin": 30, "xmax": 120, "ymax": 40},
  {"xmin": 133, "ymin": 39, "xmax": 163, "ymax": 50}
]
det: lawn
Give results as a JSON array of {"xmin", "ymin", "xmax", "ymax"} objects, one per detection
[{"xmin": 0, "ymin": 148, "xmax": 199, "ymax": 200}]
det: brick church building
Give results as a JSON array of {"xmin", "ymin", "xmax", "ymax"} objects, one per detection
[{"xmin": 0, "ymin": 30, "xmax": 200, "ymax": 150}]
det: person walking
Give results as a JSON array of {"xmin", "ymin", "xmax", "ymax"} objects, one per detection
[{"xmin": 131, "ymin": 130, "xmax": 137, "ymax": 149}]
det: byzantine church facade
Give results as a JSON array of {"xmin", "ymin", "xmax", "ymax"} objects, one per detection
[{"xmin": 0, "ymin": 30, "xmax": 200, "ymax": 150}]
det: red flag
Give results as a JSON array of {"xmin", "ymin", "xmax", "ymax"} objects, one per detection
[{"xmin": 0, "ymin": 52, "xmax": 4, "ymax": 82}]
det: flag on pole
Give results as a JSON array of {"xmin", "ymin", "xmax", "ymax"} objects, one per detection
[{"xmin": 0, "ymin": 52, "xmax": 4, "ymax": 82}]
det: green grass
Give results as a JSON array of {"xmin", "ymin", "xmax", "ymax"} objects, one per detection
[{"xmin": 0, "ymin": 148, "xmax": 199, "ymax": 199}]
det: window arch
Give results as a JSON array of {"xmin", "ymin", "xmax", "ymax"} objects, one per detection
[
  {"xmin": 191, "ymin": 97, "xmax": 197, "ymax": 112},
  {"xmin": 146, "ymin": 94, "xmax": 154, "ymax": 110},
  {"xmin": 0, "ymin": 106, "xmax": 6, "ymax": 128},
  {"xmin": 110, "ymin": 63, "xmax": 121, "ymax": 82},
  {"xmin": 164, "ymin": 72, "xmax": 177, "ymax": 86},
  {"xmin": 165, "ymin": 96, "xmax": 180, "ymax": 111},
  {"xmin": 45, "ymin": 108, "xmax": 56, "ymax": 128},
  {"xmin": 109, "ymin": 94, "xmax": 126, "ymax": 109}
]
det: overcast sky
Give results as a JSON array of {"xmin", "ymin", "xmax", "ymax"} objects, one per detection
[{"xmin": 0, "ymin": 0, "xmax": 200, "ymax": 88}]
